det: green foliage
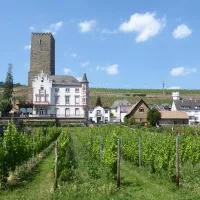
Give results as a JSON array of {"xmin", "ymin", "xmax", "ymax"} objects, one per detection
[
  {"xmin": 147, "ymin": 108, "xmax": 161, "ymax": 126},
  {"xmin": 0, "ymin": 99, "xmax": 12, "ymax": 116},
  {"xmin": 0, "ymin": 122, "xmax": 61, "ymax": 187},
  {"xmin": 96, "ymin": 96, "xmax": 103, "ymax": 107},
  {"xmin": 3, "ymin": 64, "xmax": 13, "ymax": 100}
]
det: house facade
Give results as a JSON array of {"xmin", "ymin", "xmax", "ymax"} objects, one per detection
[
  {"xmin": 125, "ymin": 99, "xmax": 150, "ymax": 123},
  {"xmin": 159, "ymin": 111, "xmax": 189, "ymax": 126},
  {"xmin": 171, "ymin": 92, "xmax": 200, "ymax": 125},
  {"xmin": 110, "ymin": 99, "xmax": 132, "ymax": 122},
  {"xmin": 88, "ymin": 106, "xmax": 110, "ymax": 123},
  {"xmin": 31, "ymin": 71, "xmax": 89, "ymax": 118}
]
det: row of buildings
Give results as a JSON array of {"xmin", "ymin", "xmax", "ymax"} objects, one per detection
[{"xmin": 5, "ymin": 32, "xmax": 199, "ymax": 126}]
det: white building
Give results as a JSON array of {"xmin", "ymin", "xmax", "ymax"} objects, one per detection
[
  {"xmin": 110, "ymin": 99, "xmax": 132, "ymax": 122},
  {"xmin": 88, "ymin": 106, "xmax": 110, "ymax": 123},
  {"xmin": 171, "ymin": 92, "xmax": 200, "ymax": 125},
  {"xmin": 31, "ymin": 71, "xmax": 89, "ymax": 118}
]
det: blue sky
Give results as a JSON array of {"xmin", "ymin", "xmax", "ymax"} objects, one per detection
[{"xmin": 0, "ymin": 0, "xmax": 200, "ymax": 89}]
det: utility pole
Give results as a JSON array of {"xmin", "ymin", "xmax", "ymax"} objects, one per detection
[{"xmin": 162, "ymin": 81, "xmax": 165, "ymax": 95}]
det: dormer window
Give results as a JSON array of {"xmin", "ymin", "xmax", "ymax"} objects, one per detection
[{"xmin": 180, "ymin": 106, "xmax": 190, "ymax": 109}]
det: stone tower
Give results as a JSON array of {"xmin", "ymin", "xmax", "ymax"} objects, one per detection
[{"xmin": 28, "ymin": 33, "xmax": 55, "ymax": 86}]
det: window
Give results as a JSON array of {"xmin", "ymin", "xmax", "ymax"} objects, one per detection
[
  {"xmin": 55, "ymin": 88, "xmax": 59, "ymax": 92},
  {"xmin": 40, "ymin": 85, "xmax": 44, "ymax": 90},
  {"xmin": 75, "ymin": 96, "xmax": 80, "ymax": 104},
  {"xmin": 65, "ymin": 108, "xmax": 70, "ymax": 116},
  {"xmin": 83, "ymin": 85, "xmax": 86, "ymax": 91},
  {"xmin": 89, "ymin": 117, "xmax": 93, "ymax": 121},
  {"xmin": 75, "ymin": 108, "xmax": 80, "ymax": 116},
  {"xmin": 140, "ymin": 118, "xmax": 142, "ymax": 122},
  {"xmin": 65, "ymin": 96, "xmax": 70, "ymax": 104},
  {"xmin": 139, "ymin": 107, "xmax": 144, "ymax": 112},
  {"xmin": 97, "ymin": 110, "xmax": 101, "ymax": 115},
  {"xmin": 180, "ymin": 106, "xmax": 190, "ymax": 109},
  {"xmin": 90, "ymin": 111, "xmax": 92, "ymax": 114},
  {"xmin": 105, "ymin": 117, "xmax": 108, "ymax": 122},
  {"xmin": 56, "ymin": 108, "xmax": 59, "ymax": 116},
  {"xmin": 195, "ymin": 106, "xmax": 200, "ymax": 109},
  {"xmin": 195, "ymin": 117, "xmax": 198, "ymax": 120},
  {"xmin": 66, "ymin": 88, "xmax": 70, "ymax": 93},
  {"xmin": 75, "ymin": 88, "xmax": 79, "ymax": 93},
  {"xmin": 41, "ymin": 79, "xmax": 44, "ymax": 82},
  {"xmin": 105, "ymin": 110, "xmax": 108, "ymax": 114},
  {"xmin": 55, "ymin": 96, "xmax": 60, "ymax": 104}
]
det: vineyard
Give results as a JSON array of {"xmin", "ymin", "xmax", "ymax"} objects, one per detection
[
  {"xmin": 0, "ymin": 122, "xmax": 61, "ymax": 188},
  {"xmin": 53, "ymin": 125, "xmax": 200, "ymax": 199},
  {"xmin": 1, "ymin": 124, "xmax": 200, "ymax": 199}
]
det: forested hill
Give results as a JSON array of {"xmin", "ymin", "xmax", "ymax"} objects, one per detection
[{"xmin": 0, "ymin": 81, "xmax": 26, "ymax": 88}]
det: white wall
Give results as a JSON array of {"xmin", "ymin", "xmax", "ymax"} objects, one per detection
[
  {"xmin": 88, "ymin": 106, "xmax": 110, "ymax": 123},
  {"xmin": 32, "ymin": 72, "xmax": 89, "ymax": 118}
]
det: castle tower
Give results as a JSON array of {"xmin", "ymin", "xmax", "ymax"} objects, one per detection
[{"xmin": 28, "ymin": 33, "xmax": 55, "ymax": 86}]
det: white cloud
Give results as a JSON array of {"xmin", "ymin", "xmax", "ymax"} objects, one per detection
[
  {"xmin": 70, "ymin": 53, "xmax": 77, "ymax": 58},
  {"xmin": 29, "ymin": 26, "xmax": 36, "ymax": 31},
  {"xmin": 172, "ymin": 24, "xmax": 192, "ymax": 39},
  {"xmin": 78, "ymin": 20, "xmax": 96, "ymax": 33},
  {"xmin": 96, "ymin": 64, "xmax": 119, "ymax": 75},
  {"xmin": 24, "ymin": 45, "xmax": 31, "ymax": 50},
  {"xmin": 81, "ymin": 61, "xmax": 90, "ymax": 67},
  {"xmin": 101, "ymin": 29, "xmax": 118, "ymax": 34},
  {"xmin": 64, "ymin": 68, "xmax": 72, "ymax": 74},
  {"xmin": 170, "ymin": 67, "xmax": 197, "ymax": 76},
  {"xmin": 167, "ymin": 86, "xmax": 181, "ymax": 90},
  {"xmin": 43, "ymin": 21, "xmax": 63, "ymax": 35},
  {"xmin": 119, "ymin": 12, "xmax": 166, "ymax": 42}
]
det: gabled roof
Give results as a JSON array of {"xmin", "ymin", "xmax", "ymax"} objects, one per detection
[
  {"xmin": 111, "ymin": 98, "xmax": 131, "ymax": 108},
  {"xmin": 81, "ymin": 73, "xmax": 89, "ymax": 83},
  {"xmin": 50, "ymin": 75, "xmax": 81, "ymax": 85},
  {"xmin": 173, "ymin": 99, "xmax": 200, "ymax": 111},
  {"xmin": 160, "ymin": 111, "xmax": 189, "ymax": 119},
  {"xmin": 125, "ymin": 99, "xmax": 149, "ymax": 117}
]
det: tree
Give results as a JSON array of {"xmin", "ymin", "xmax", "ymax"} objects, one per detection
[
  {"xmin": 147, "ymin": 108, "xmax": 161, "ymax": 126},
  {"xmin": 0, "ymin": 100, "xmax": 12, "ymax": 116},
  {"xmin": 3, "ymin": 64, "xmax": 13, "ymax": 100},
  {"xmin": 96, "ymin": 96, "xmax": 103, "ymax": 107}
]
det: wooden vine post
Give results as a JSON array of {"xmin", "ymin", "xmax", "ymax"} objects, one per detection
[
  {"xmin": 100, "ymin": 136, "xmax": 102, "ymax": 164},
  {"xmin": 117, "ymin": 138, "xmax": 121, "ymax": 188},
  {"xmin": 54, "ymin": 140, "xmax": 58, "ymax": 191},
  {"xmin": 138, "ymin": 136, "xmax": 141, "ymax": 168},
  {"xmin": 176, "ymin": 134, "xmax": 180, "ymax": 187}
]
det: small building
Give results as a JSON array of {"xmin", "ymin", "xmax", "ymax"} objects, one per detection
[
  {"xmin": 88, "ymin": 106, "xmax": 110, "ymax": 123},
  {"xmin": 125, "ymin": 99, "xmax": 150, "ymax": 123},
  {"xmin": 159, "ymin": 111, "xmax": 189, "ymax": 125},
  {"xmin": 110, "ymin": 98, "xmax": 132, "ymax": 122},
  {"xmin": 171, "ymin": 92, "xmax": 200, "ymax": 125}
]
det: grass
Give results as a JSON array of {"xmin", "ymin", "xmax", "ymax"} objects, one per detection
[{"xmin": 0, "ymin": 149, "xmax": 55, "ymax": 200}]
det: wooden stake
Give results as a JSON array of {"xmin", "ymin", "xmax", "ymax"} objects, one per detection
[
  {"xmin": 100, "ymin": 136, "xmax": 102, "ymax": 164},
  {"xmin": 138, "ymin": 136, "xmax": 141, "ymax": 167},
  {"xmin": 54, "ymin": 140, "xmax": 58, "ymax": 190},
  {"xmin": 176, "ymin": 135, "xmax": 180, "ymax": 187},
  {"xmin": 117, "ymin": 139, "xmax": 121, "ymax": 188}
]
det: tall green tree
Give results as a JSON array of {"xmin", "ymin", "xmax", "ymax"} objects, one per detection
[
  {"xmin": 3, "ymin": 64, "xmax": 13, "ymax": 100},
  {"xmin": 147, "ymin": 108, "xmax": 161, "ymax": 126},
  {"xmin": 96, "ymin": 96, "xmax": 103, "ymax": 107}
]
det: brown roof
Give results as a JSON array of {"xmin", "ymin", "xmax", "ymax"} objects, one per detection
[
  {"xmin": 160, "ymin": 111, "xmax": 189, "ymax": 119},
  {"xmin": 126, "ymin": 104, "xmax": 136, "ymax": 116}
]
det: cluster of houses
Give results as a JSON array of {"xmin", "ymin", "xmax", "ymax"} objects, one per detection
[{"xmin": 88, "ymin": 92, "xmax": 200, "ymax": 126}]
